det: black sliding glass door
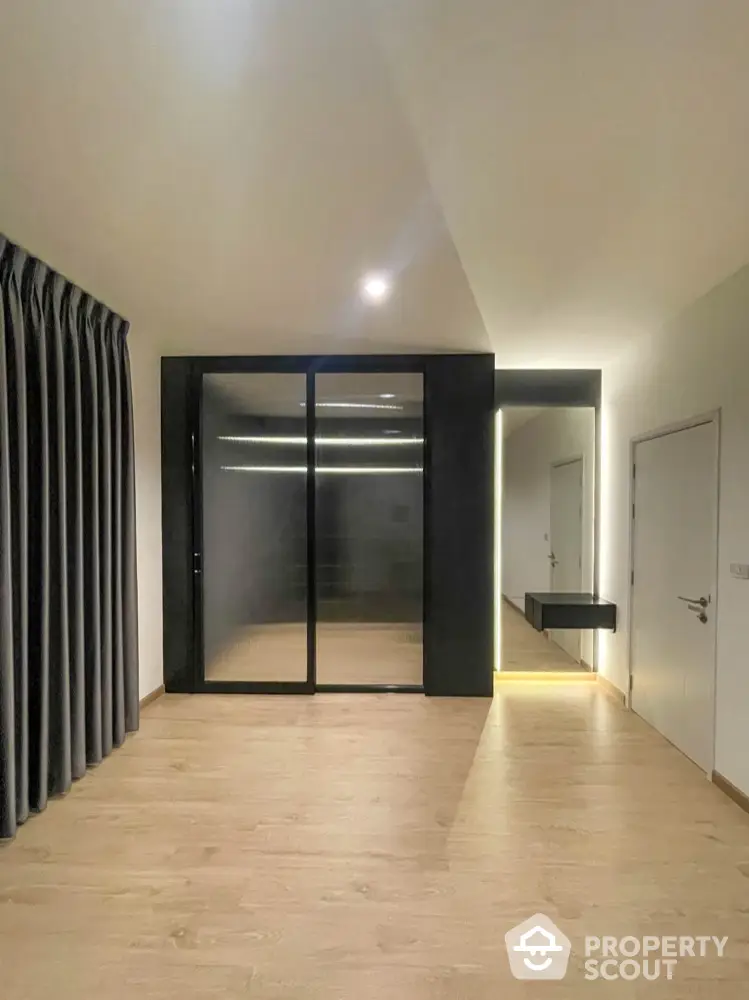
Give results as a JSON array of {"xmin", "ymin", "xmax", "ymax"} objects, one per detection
[
  {"xmin": 314, "ymin": 372, "xmax": 424, "ymax": 689},
  {"xmin": 196, "ymin": 363, "xmax": 425, "ymax": 692},
  {"xmin": 199, "ymin": 371, "xmax": 312, "ymax": 690}
]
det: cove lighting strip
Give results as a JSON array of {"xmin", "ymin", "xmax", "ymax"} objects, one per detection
[
  {"xmin": 218, "ymin": 435, "xmax": 423, "ymax": 446},
  {"xmin": 221, "ymin": 465, "xmax": 423, "ymax": 475},
  {"xmin": 494, "ymin": 408, "xmax": 503, "ymax": 672}
]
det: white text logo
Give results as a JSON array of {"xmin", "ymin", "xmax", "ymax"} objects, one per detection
[{"xmin": 584, "ymin": 935, "xmax": 728, "ymax": 981}]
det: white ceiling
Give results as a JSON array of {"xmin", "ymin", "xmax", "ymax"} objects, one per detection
[{"xmin": 2, "ymin": 1, "xmax": 749, "ymax": 364}]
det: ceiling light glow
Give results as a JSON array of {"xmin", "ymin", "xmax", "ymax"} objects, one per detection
[{"xmin": 360, "ymin": 272, "xmax": 392, "ymax": 304}]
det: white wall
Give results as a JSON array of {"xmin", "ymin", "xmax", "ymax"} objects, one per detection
[
  {"xmin": 129, "ymin": 331, "xmax": 163, "ymax": 699},
  {"xmin": 600, "ymin": 265, "xmax": 749, "ymax": 795},
  {"xmin": 502, "ymin": 407, "xmax": 596, "ymax": 664}
]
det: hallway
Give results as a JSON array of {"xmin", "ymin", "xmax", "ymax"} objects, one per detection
[
  {"xmin": 1, "ymin": 688, "xmax": 747, "ymax": 997},
  {"xmin": 501, "ymin": 600, "xmax": 584, "ymax": 672}
]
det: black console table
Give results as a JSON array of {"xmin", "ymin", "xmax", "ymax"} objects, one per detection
[{"xmin": 524, "ymin": 592, "xmax": 617, "ymax": 633}]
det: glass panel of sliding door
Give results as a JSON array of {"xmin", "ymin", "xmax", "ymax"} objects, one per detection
[
  {"xmin": 314, "ymin": 372, "xmax": 424, "ymax": 688},
  {"xmin": 200, "ymin": 372, "xmax": 310, "ymax": 688}
]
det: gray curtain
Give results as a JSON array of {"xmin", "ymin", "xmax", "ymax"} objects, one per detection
[{"xmin": 0, "ymin": 235, "xmax": 139, "ymax": 840}]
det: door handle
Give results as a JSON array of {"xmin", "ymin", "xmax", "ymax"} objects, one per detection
[{"xmin": 677, "ymin": 595, "xmax": 708, "ymax": 608}]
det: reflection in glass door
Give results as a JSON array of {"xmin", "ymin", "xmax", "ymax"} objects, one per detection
[
  {"xmin": 200, "ymin": 372, "xmax": 310, "ymax": 686},
  {"xmin": 314, "ymin": 373, "xmax": 424, "ymax": 688}
]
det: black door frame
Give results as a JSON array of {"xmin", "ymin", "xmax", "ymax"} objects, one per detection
[
  {"xmin": 190, "ymin": 354, "xmax": 429, "ymax": 695},
  {"xmin": 162, "ymin": 352, "xmax": 495, "ymax": 698}
]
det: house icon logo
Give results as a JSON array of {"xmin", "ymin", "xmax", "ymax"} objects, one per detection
[{"xmin": 505, "ymin": 913, "xmax": 572, "ymax": 980}]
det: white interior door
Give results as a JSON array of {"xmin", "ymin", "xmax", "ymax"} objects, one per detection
[
  {"xmin": 549, "ymin": 458, "xmax": 583, "ymax": 661},
  {"xmin": 630, "ymin": 420, "xmax": 718, "ymax": 772}
]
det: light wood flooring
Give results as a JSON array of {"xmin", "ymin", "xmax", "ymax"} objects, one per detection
[
  {"xmin": 1, "ymin": 688, "xmax": 748, "ymax": 997},
  {"xmin": 501, "ymin": 599, "xmax": 584, "ymax": 672}
]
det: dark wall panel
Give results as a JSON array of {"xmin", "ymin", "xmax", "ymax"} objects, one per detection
[
  {"xmin": 162, "ymin": 354, "xmax": 496, "ymax": 697},
  {"xmin": 425, "ymin": 355, "xmax": 495, "ymax": 696}
]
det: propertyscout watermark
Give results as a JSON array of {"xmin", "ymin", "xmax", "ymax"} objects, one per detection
[
  {"xmin": 583, "ymin": 932, "xmax": 728, "ymax": 981},
  {"xmin": 505, "ymin": 913, "xmax": 728, "ymax": 982}
]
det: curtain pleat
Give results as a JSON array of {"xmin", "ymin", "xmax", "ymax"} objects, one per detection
[
  {"xmin": 0, "ymin": 237, "xmax": 15, "ymax": 839},
  {"xmin": 96, "ymin": 311, "xmax": 114, "ymax": 758},
  {"xmin": 64, "ymin": 287, "xmax": 87, "ymax": 781},
  {"xmin": 81, "ymin": 297, "xmax": 103, "ymax": 765},
  {"xmin": 0, "ymin": 236, "xmax": 139, "ymax": 839},
  {"xmin": 121, "ymin": 335, "xmax": 140, "ymax": 731},
  {"xmin": 46, "ymin": 272, "xmax": 72, "ymax": 797},
  {"xmin": 26, "ymin": 261, "xmax": 51, "ymax": 815},
  {"xmin": 110, "ymin": 319, "xmax": 125, "ymax": 747},
  {"xmin": 2, "ymin": 246, "xmax": 30, "ymax": 828}
]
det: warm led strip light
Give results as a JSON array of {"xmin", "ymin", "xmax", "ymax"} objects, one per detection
[
  {"xmin": 221, "ymin": 465, "xmax": 423, "ymax": 474},
  {"xmin": 218, "ymin": 435, "xmax": 423, "ymax": 446},
  {"xmin": 495, "ymin": 408, "xmax": 503, "ymax": 672}
]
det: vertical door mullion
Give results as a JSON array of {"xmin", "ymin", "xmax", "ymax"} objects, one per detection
[
  {"xmin": 191, "ymin": 365, "xmax": 204, "ymax": 692},
  {"xmin": 306, "ymin": 369, "xmax": 316, "ymax": 691}
]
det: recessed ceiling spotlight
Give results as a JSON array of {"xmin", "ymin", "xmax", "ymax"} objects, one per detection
[
  {"xmin": 360, "ymin": 272, "xmax": 392, "ymax": 304},
  {"xmin": 380, "ymin": 393, "xmax": 395, "ymax": 399}
]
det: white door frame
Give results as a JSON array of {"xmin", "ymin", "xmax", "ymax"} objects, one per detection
[{"xmin": 625, "ymin": 410, "xmax": 721, "ymax": 775}]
